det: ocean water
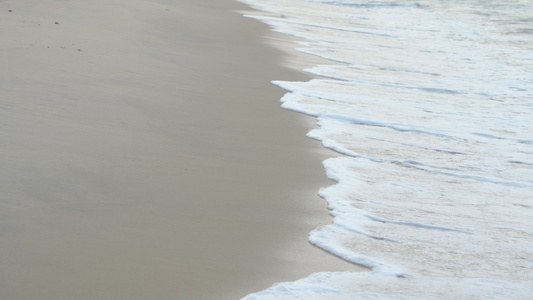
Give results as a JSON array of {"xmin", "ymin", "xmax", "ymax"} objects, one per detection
[{"xmin": 237, "ymin": 0, "xmax": 533, "ymax": 299}]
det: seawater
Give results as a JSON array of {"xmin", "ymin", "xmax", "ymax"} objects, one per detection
[{"xmin": 238, "ymin": 0, "xmax": 533, "ymax": 299}]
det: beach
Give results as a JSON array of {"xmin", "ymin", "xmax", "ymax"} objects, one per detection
[{"xmin": 0, "ymin": 1, "xmax": 361, "ymax": 299}]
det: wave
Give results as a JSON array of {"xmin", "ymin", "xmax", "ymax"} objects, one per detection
[{"xmin": 239, "ymin": 0, "xmax": 533, "ymax": 298}]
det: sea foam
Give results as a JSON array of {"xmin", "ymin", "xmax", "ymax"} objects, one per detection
[{"xmin": 239, "ymin": 0, "xmax": 533, "ymax": 298}]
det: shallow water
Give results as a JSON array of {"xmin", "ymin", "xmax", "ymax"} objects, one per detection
[{"xmin": 239, "ymin": 0, "xmax": 533, "ymax": 298}]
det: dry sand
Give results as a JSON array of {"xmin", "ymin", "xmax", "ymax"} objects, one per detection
[{"xmin": 0, "ymin": 0, "xmax": 362, "ymax": 299}]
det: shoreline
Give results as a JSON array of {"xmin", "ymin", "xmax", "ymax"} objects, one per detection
[{"xmin": 0, "ymin": 1, "xmax": 361, "ymax": 299}]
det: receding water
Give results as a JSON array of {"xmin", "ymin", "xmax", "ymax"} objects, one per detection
[{"xmin": 240, "ymin": 0, "xmax": 533, "ymax": 298}]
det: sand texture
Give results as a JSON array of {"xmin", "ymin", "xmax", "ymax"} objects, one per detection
[{"xmin": 0, "ymin": 1, "xmax": 360, "ymax": 299}]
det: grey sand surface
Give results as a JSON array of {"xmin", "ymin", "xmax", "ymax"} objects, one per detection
[{"xmin": 0, "ymin": 1, "xmax": 361, "ymax": 299}]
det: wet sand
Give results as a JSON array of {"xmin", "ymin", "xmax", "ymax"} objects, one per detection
[{"xmin": 0, "ymin": 1, "xmax": 361, "ymax": 299}]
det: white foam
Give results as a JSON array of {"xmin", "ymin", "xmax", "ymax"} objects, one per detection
[
  {"xmin": 243, "ymin": 271, "xmax": 533, "ymax": 300},
  {"xmin": 239, "ymin": 0, "xmax": 533, "ymax": 298}
]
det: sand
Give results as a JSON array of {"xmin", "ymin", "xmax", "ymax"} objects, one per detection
[{"xmin": 0, "ymin": 0, "xmax": 361, "ymax": 299}]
